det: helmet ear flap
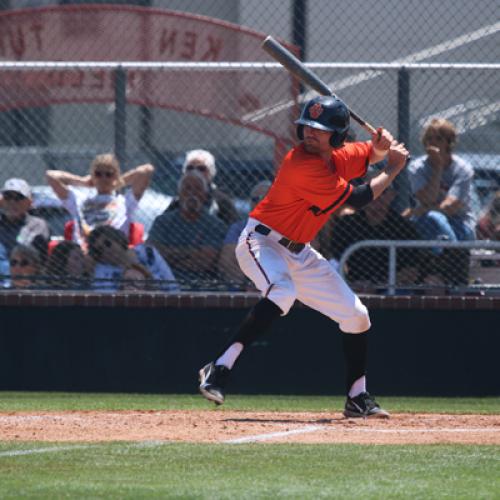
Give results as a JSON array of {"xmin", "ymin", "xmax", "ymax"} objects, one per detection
[
  {"xmin": 329, "ymin": 130, "xmax": 348, "ymax": 148},
  {"xmin": 297, "ymin": 124, "xmax": 304, "ymax": 141}
]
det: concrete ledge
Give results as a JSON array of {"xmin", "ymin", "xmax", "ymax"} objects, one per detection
[{"xmin": 0, "ymin": 290, "xmax": 499, "ymax": 310}]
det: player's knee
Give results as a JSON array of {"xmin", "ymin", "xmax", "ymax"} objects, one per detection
[
  {"xmin": 339, "ymin": 300, "xmax": 371, "ymax": 333},
  {"xmin": 266, "ymin": 278, "xmax": 296, "ymax": 315}
]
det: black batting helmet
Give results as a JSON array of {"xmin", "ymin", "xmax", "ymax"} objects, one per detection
[{"xmin": 295, "ymin": 95, "xmax": 350, "ymax": 148}]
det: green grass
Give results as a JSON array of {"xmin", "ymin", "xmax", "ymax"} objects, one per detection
[
  {"xmin": 0, "ymin": 393, "xmax": 498, "ymax": 498},
  {"xmin": 0, "ymin": 442, "xmax": 498, "ymax": 499},
  {"xmin": 0, "ymin": 391, "xmax": 499, "ymax": 413}
]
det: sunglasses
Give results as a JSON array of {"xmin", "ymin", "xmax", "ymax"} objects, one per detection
[
  {"xmin": 186, "ymin": 164, "xmax": 208, "ymax": 173},
  {"xmin": 3, "ymin": 191, "xmax": 26, "ymax": 202},
  {"xmin": 95, "ymin": 238, "xmax": 114, "ymax": 251},
  {"xmin": 94, "ymin": 170, "xmax": 116, "ymax": 178},
  {"xmin": 10, "ymin": 258, "xmax": 32, "ymax": 267}
]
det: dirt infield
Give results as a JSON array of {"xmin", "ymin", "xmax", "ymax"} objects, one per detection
[{"xmin": 0, "ymin": 411, "xmax": 499, "ymax": 444}]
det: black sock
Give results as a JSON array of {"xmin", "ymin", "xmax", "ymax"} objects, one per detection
[
  {"xmin": 217, "ymin": 298, "xmax": 282, "ymax": 358},
  {"xmin": 341, "ymin": 332, "xmax": 368, "ymax": 394}
]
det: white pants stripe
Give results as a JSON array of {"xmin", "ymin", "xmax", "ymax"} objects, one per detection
[{"xmin": 236, "ymin": 218, "xmax": 371, "ymax": 333}]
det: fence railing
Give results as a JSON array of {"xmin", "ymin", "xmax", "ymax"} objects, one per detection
[{"xmin": 339, "ymin": 240, "xmax": 500, "ymax": 295}]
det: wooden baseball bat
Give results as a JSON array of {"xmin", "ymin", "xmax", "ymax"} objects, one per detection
[{"xmin": 261, "ymin": 35, "xmax": 377, "ymax": 135}]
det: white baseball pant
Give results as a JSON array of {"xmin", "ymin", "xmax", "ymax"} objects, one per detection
[{"xmin": 235, "ymin": 218, "xmax": 371, "ymax": 333}]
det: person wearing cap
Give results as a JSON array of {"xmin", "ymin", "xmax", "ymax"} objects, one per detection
[
  {"xmin": 166, "ymin": 149, "xmax": 239, "ymax": 226},
  {"xmin": 0, "ymin": 178, "xmax": 50, "ymax": 260}
]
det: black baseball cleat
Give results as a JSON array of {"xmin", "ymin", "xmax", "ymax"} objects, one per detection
[
  {"xmin": 198, "ymin": 362, "xmax": 230, "ymax": 406},
  {"xmin": 343, "ymin": 392, "xmax": 390, "ymax": 418}
]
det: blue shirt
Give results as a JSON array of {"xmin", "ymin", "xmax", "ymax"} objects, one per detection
[{"xmin": 149, "ymin": 209, "xmax": 227, "ymax": 248}]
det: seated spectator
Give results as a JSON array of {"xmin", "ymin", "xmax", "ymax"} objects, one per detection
[
  {"xmin": 218, "ymin": 180, "xmax": 272, "ymax": 288},
  {"xmin": 120, "ymin": 262, "xmax": 154, "ymax": 291},
  {"xmin": 147, "ymin": 170, "xmax": 227, "ymax": 286},
  {"xmin": 46, "ymin": 241, "xmax": 89, "ymax": 289},
  {"xmin": 167, "ymin": 149, "xmax": 239, "ymax": 225},
  {"xmin": 407, "ymin": 118, "xmax": 476, "ymax": 284},
  {"xmin": 9, "ymin": 244, "xmax": 43, "ymax": 289},
  {"xmin": 46, "ymin": 154, "xmax": 154, "ymax": 244},
  {"xmin": 0, "ymin": 178, "xmax": 50, "ymax": 262},
  {"xmin": 407, "ymin": 118, "xmax": 476, "ymax": 242},
  {"xmin": 477, "ymin": 191, "xmax": 500, "ymax": 240},
  {"xmin": 88, "ymin": 225, "xmax": 178, "ymax": 291}
]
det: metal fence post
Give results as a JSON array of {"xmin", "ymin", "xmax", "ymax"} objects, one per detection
[
  {"xmin": 114, "ymin": 66, "xmax": 127, "ymax": 166},
  {"xmin": 397, "ymin": 66, "xmax": 410, "ymax": 146}
]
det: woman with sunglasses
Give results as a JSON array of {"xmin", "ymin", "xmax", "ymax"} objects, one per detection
[
  {"xmin": 8, "ymin": 244, "xmax": 42, "ymax": 289},
  {"xmin": 46, "ymin": 154, "xmax": 154, "ymax": 245}
]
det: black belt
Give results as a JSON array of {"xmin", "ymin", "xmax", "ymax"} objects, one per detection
[{"xmin": 254, "ymin": 224, "xmax": 305, "ymax": 254}]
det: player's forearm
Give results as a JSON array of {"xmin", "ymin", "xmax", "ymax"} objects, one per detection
[
  {"xmin": 369, "ymin": 162, "xmax": 402, "ymax": 200},
  {"xmin": 368, "ymin": 144, "xmax": 388, "ymax": 165}
]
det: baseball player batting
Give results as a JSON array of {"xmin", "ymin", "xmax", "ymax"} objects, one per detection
[{"xmin": 199, "ymin": 95, "xmax": 409, "ymax": 418}]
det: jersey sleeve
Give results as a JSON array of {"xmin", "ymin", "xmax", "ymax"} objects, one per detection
[
  {"xmin": 334, "ymin": 142, "xmax": 371, "ymax": 181},
  {"xmin": 284, "ymin": 156, "xmax": 353, "ymax": 214}
]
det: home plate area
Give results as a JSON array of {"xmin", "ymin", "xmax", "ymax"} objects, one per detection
[{"xmin": 0, "ymin": 411, "xmax": 499, "ymax": 445}]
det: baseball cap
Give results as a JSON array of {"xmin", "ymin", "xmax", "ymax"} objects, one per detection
[{"xmin": 2, "ymin": 178, "xmax": 32, "ymax": 198}]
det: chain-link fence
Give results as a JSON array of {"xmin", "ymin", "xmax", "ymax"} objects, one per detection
[{"xmin": 0, "ymin": 1, "xmax": 498, "ymax": 294}]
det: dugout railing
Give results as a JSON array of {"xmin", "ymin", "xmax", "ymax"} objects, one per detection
[{"xmin": 339, "ymin": 240, "xmax": 500, "ymax": 295}]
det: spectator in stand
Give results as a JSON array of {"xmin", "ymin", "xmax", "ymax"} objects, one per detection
[
  {"xmin": 147, "ymin": 170, "xmax": 227, "ymax": 285},
  {"xmin": 408, "ymin": 118, "xmax": 476, "ymax": 241},
  {"xmin": 218, "ymin": 180, "xmax": 272, "ymax": 288},
  {"xmin": 88, "ymin": 225, "xmax": 178, "ymax": 291},
  {"xmin": 120, "ymin": 262, "xmax": 154, "ymax": 291},
  {"xmin": 9, "ymin": 244, "xmax": 43, "ymax": 289},
  {"xmin": 407, "ymin": 118, "xmax": 476, "ymax": 284},
  {"xmin": 477, "ymin": 191, "xmax": 500, "ymax": 240},
  {"xmin": 45, "ymin": 241, "xmax": 89, "ymax": 289},
  {"xmin": 167, "ymin": 149, "xmax": 239, "ymax": 226},
  {"xmin": 46, "ymin": 154, "xmax": 154, "ymax": 244},
  {"xmin": 0, "ymin": 178, "xmax": 50, "ymax": 262},
  {"xmin": 329, "ymin": 150, "xmax": 430, "ymax": 291}
]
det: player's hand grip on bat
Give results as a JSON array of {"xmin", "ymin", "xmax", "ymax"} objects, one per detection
[
  {"xmin": 369, "ymin": 127, "xmax": 394, "ymax": 164},
  {"xmin": 369, "ymin": 141, "xmax": 410, "ymax": 200}
]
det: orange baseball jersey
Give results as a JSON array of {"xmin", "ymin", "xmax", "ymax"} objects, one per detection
[{"xmin": 250, "ymin": 141, "xmax": 372, "ymax": 243}]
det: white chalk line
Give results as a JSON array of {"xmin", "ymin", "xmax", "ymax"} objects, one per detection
[
  {"xmin": 343, "ymin": 427, "xmax": 500, "ymax": 434},
  {"xmin": 223, "ymin": 424, "xmax": 500, "ymax": 444},
  {"xmin": 0, "ymin": 444, "xmax": 92, "ymax": 457},
  {"xmin": 0, "ymin": 440, "xmax": 171, "ymax": 458},
  {"xmin": 223, "ymin": 425, "xmax": 326, "ymax": 444}
]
